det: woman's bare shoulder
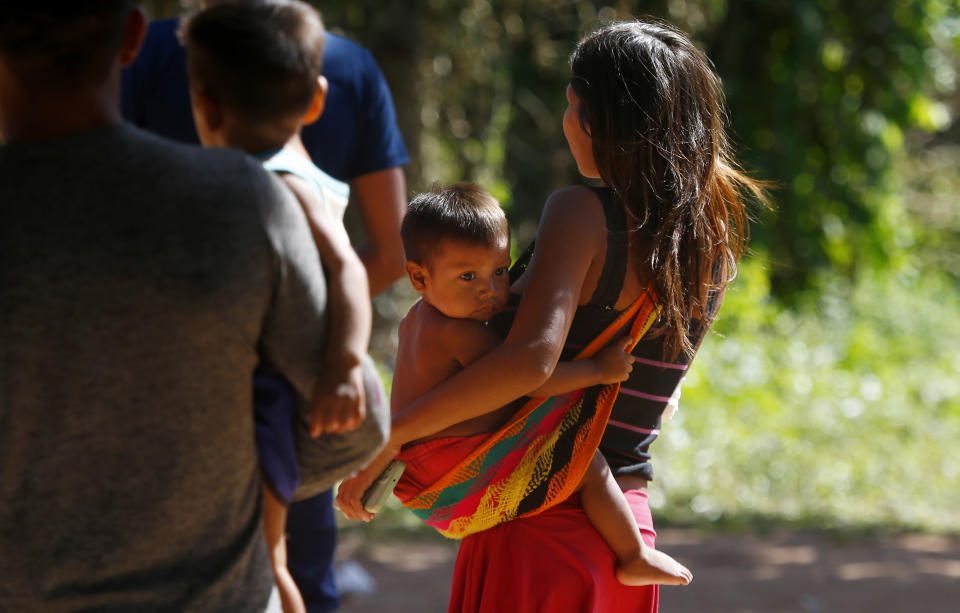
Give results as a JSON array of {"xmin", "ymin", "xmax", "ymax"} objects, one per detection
[
  {"xmin": 544, "ymin": 184, "xmax": 603, "ymax": 206},
  {"xmin": 537, "ymin": 185, "xmax": 608, "ymax": 250},
  {"xmin": 542, "ymin": 186, "xmax": 606, "ymax": 229}
]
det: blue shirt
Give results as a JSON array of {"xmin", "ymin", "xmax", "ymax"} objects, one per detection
[{"xmin": 121, "ymin": 18, "xmax": 409, "ymax": 182}]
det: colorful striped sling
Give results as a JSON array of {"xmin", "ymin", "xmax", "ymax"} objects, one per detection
[{"xmin": 396, "ymin": 289, "xmax": 660, "ymax": 539}]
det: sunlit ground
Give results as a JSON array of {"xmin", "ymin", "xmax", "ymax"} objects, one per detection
[{"xmin": 336, "ymin": 529, "xmax": 960, "ymax": 613}]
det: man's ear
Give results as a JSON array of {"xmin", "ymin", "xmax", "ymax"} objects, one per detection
[
  {"xmin": 118, "ymin": 6, "xmax": 148, "ymax": 67},
  {"xmin": 405, "ymin": 260, "xmax": 429, "ymax": 293},
  {"xmin": 191, "ymin": 88, "xmax": 223, "ymax": 131},
  {"xmin": 302, "ymin": 75, "xmax": 328, "ymax": 125}
]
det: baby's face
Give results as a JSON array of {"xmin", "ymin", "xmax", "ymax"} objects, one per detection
[{"xmin": 422, "ymin": 238, "xmax": 511, "ymax": 322}]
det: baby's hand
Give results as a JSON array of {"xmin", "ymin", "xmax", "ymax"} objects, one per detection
[
  {"xmin": 307, "ymin": 363, "xmax": 366, "ymax": 438},
  {"xmin": 592, "ymin": 336, "xmax": 635, "ymax": 384}
]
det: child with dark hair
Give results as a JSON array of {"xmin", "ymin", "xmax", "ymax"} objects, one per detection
[
  {"xmin": 181, "ymin": 2, "xmax": 379, "ymax": 612},
  {"xmin": 344, "ymin": 182, "xmax": 692, "ymax": 587}
]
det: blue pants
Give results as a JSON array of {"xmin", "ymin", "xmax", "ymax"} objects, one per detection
[{"xmin": 287, "ymin": 490, "xmax": 339, "ymax": 612}]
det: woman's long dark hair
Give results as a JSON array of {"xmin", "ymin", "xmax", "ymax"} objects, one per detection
[{"xmin": 570, "ymin": 19, "xmax": 767, "ymax": 359}]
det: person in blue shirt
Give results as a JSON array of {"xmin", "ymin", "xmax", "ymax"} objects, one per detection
[
  {"xmin": 122, "ymin": 7, "xmax": 409, "ymax": 612},
  {"xmin": 122, "ymin": 15, "xmax": 408, "ymax": 294}
]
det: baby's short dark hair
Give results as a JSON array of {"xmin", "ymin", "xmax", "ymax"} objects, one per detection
[
  {"xmin": 402, "ymin": 183, "xmax": 510, "ymax": 264},
  {"xmin": 180, "ymin": 0, "xmax": 324, "ymax": 122}
]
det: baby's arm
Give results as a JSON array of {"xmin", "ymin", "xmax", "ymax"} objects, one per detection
[
  {"xmin": 281, "ymin": 174, "xmax": 371, "ymax": 436},
  {"xmin": 529, "ymin": 336, "xmax": 635, "ymax": 396}
]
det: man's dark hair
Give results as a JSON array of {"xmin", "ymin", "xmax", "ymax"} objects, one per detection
[
  {"xmin": 401, "ymin": 183, "xmax": 510, "ymax": 263},
  {"xmin": 0, "ymin": 1, "xmax": 134, "ymax": 89},
  {"xmin": 180, "ymin": 0, "xmax": 325, "ymax": 122}
]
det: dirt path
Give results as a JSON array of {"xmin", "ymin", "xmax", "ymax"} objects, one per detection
[{"xmin": 336, "ymin": 529, "xmax": 960, "ymax": 612}]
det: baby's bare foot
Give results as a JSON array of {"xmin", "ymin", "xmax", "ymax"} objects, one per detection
[{"xmin": 615, "ymin": 546, "xmax": 693, "ymax": 587}]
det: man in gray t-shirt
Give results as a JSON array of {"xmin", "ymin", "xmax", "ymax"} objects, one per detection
[{"xmin": 0, "ymin": 4, "xmax": 385, "ymax": 611}]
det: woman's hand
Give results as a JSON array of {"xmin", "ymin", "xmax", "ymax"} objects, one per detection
[
  {"xmin": 591, "ymin": 335, "xmax": 635, "ymax": 384},
  {"xmin": 335, "ymin": 440, "xmax": 401, "ymax": 521}
]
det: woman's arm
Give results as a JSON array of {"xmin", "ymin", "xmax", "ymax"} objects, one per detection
[
  {"xmin": 338, "ymin": 315, "xmax": 522, "ymax": 522},
  {"xmin": 391, "ymin": 186, "xmax": 608, "ymax": 444}
]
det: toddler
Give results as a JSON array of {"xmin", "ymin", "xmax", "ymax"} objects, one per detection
[{"xmin": 181, "ymin": 2, "xmax": 376, "ymax": 611}]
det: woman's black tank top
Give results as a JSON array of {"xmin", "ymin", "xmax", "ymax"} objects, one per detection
[{"xmin": 491, "ymin": 186, "xmax": 709, "ymax": 481}]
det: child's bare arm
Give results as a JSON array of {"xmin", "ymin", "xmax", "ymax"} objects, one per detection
[
  {"xmin": 282, "ymin": 174, "xmax": 371, "ymax": 436},
  {"xmin": 529, "ymin": 336, "xmax": 635, "ymax": 396}
]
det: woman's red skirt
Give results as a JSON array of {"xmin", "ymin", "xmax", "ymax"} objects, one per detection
[
  {"xmin": 448, "ymin": 489, "xmax": 658, "ymax": 612},
  {"xmin": 395, "ymin": 434, "xmax": 658, "ymax": 613}
]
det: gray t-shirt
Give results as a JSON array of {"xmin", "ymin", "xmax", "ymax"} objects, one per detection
[{"xmin": 0, "ymin": 124, "xmax": 382, "ymax": 611}]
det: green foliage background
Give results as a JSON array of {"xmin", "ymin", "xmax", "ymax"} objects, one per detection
[{"xmin": 147, "ymin": 0, "xmax": 960, "ymax": 532}]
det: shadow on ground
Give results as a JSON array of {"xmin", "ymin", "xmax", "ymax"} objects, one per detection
[{"xmin": 336, "ymin": 529, "xmax": 960, "ymax": 613}]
